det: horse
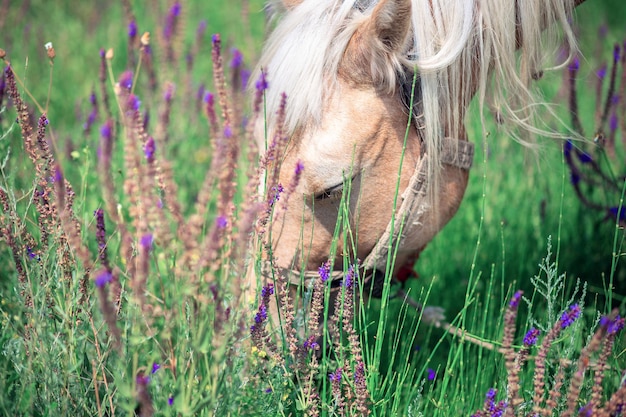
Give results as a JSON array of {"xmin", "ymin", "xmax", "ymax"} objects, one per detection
[{"xmin": 249, "ymin": 0, "xmax": 583, "ymax": 328}]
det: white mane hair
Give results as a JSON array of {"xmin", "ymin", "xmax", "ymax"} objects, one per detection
[
  {"xmin": 253, "ymin": 0, "xmax": 577, "ymax": 170},
  {"xmin": 254, "ymin": 0, "xmax": 361, "ymax": 138}
]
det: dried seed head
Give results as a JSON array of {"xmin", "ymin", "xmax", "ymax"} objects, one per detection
[
  {"xmin": 105, "ymin": 48, "xmax": 114, "ymax": 60},
  {"xmin": 44, "ymin": 42, "xmax": 55, "ymax": 61},
  {"xmin": 141, "ymin": 32, "xmax": 150, "ymax": 46}
]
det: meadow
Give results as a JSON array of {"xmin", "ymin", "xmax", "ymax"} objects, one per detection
[{"xmin": 0, "ymin": 0, "xmax": 625, "ymax": 416}]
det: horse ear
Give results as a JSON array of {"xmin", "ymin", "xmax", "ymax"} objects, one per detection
[{"xmin": 367, "ymin": 0, "xmax": 412, "ymax": 53}]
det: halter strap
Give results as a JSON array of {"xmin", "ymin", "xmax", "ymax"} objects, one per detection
[{"xmin": 362, "ymin": 137, "xmax": 474, "ymax": 277}]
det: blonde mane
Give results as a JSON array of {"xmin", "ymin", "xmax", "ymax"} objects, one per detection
[{"xmin": 253, "ymin": 0, "xmax": 577, "ymax": 166}]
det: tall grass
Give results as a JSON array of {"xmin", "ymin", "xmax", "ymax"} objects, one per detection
[{"xmin": 0, "ymin": 1, "xmax": 624, "ymax": 416}]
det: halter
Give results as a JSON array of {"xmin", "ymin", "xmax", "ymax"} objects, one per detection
[
  {"xmin": 270, "ymin": 136, "xmax": 474, "ymax": 295},
  {"xmin": 361, "ymin": 137, "xmax": 474, "ymax": 296},
  {"xmin": 263, "ymin": 17, "xmax": 475, "ymax": 293}
]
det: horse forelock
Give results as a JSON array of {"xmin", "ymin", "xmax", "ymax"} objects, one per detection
[{"xmin": 252, "ymin": 1, "xmax": 386, "ymax": 139}]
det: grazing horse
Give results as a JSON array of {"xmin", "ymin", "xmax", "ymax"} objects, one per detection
[{"xmin": 250, "ymin": 0, "xmax": 581, "ymax": 321}]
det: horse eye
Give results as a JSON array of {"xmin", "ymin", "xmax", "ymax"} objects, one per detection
[{"xmin": 315, "ymin": 183, "xmax": 343, "ymax": 201}]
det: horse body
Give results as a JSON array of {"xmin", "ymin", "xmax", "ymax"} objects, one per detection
[{"xmin": 251, "ymin": 0, "xmax": 578, "ymax": 303}]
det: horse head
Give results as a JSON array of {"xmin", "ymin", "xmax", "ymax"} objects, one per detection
[{"xmin": 251, "ymin": 0, "xmax": 577, "ymax": 306}]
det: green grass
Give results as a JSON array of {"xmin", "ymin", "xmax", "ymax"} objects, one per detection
[{"xmin": 0, "ymin": 0, "xmax": 625, "ymax": 416}]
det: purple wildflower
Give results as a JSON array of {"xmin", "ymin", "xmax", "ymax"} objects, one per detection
[
  {"xmin": 563, "ymin": 139, "xmax": 573, "ymax": 158},
  {"xmin": 560, "ymin": 304, "xmax": 581, "ymax": 329},
  {"xmin": 223, "ymin": 125, "xmax": 232, "ymax": 139},
  {"xmin": 151, "ymin": 362, "xmax": 160, "ymax": 374},
  {"xmin": 261, "ymin": 283, "xmax": 274, "ymax": 298},
  {"xmin": 607, "ymin": 315, "xmax": 624, "ymax": 335},
  {"xmin": 614, "ymin": 44, "xmax": 621, "ymax": 63},
  {"xmin": 596, "ymin": 64, "xmax": 607, "ymax": 80},
  {"xmin": 570, "ymin": 172, "xmax": 580, "ymax": 185},
  {"xmin": 427, "ymin": 368, "xmax": 436, "ymax": 381},
  {"xmin": 118, "ymin": 70, "xmax": 133, "ymax": 90},
  {"xmin": 264, "ymin": 387, "xmax": 272, "ymax": 394},
  {"xmin": 168, "ymin": 396, "xmax": 174, "ymax": 406},
  {"xmin": 255, "ymin": 71, "xmax": 268, "ymax": 92},
  {"xmin": 609, "ymin": 206, "xmax": 626, "ymax": 222},
  {"xmin": 509, "ymin": 290, "xmax": 523, "ymax": 308},
  {"xmin": 215, "ymin": 215, "xmax": 228, "ymax": 229},
  {"xmin": 127, "ymin": 94, "xmax": 141, "ymax": 112},
  {"xmin": 170, "ymin": 1, "xmax": 181, "ymax": 17},
  {"xmin": 303, "ymin": 335, "xmax": 319, "ymax": 351},
  {"xmin": 318, "ymin": 260, "xmax": 331, "ymax": 282},
  {"xmin": 354, "ymin": 361, "xmax": 366, "ymax": 385},
  {"xmin": 144, "ymin": 137, "xmax": 156, "ymax": 162},
  {"xmin": 268, "ymin": 184, "xmax": 283, "ymax": 208},
  {"xmin": 26, "ymin": 246, "xmax": 38, "ymax": 260},
  {"xmin": 84, "ymin": 110, "xmax": 97, "ymax": 131},
  {"xmin": 480, "ymin": 388, "xmax": 507, "ymax": 416},
  {"xmin": 95, "ymin": 271, "xmax": 112, "ymax": 288},
  {"xmin": 577, "ymin": 151, "xmax": 592, "ymax": 164},
  {"xmin": 610, "ymin": 112, "xmax": 618, "ymax": 132},
  {"xmin": 140, "ymin": 233, "xmax": 153, "ymax": 250},
  {"xmin": 211, "ymin": 286, "xmax": 222, "ymax": 304},
  {"xmin": 294, "ymin": 160, "xmax": 304, "ymax": 176},
  {"xmin": 100, "ymin": 120, "xmax": 112, "ymax": 140},
  {"xmin": 254, "ymin": 304, "xmax": 267, "ymax": 324},
  {"xmin": 136, "ymin": 373, "xmax": 150, "ymax": 385},
  {"xmin": 523, "ymin": 327, "xmax": 540, "ymax": 346},
  {"xmin": 612, "ymin": 95, "xmax": 620, "ymax": 105},
  {"xmin": 579, "ymin": 403, "xmax": 593, "ymax": 417},
  {"xmin": 212, "ymin": 33, "xmax": 220, "ymax": 45},
  {"xmin": 344, "ymin": 263, "xmax": 357, "ymax": 288},
  {"xmin": 54, "ymin": 165, "xmax": 63, "ymax": 183},
  {"xmin": 486, "ymin": 387, "xmax": 496, "ymax": 402},
  {"xmin": 493, "ymin": 402, "xmax": 507, "ymax": 417},
  {"xmin": 204, "ymin": 91, "xmax": 214, "ymax": 105},
  {"xmin": 163, "ymin": 2, "xmax": 181, "ymax": 41},
  {"xmin": 568, "ymin": 56, "xmax": 580, "ymax": 71},
  {"xmin": 99, "ymin": 48, "xmax": 105, "ymax": 58},
  {"xmin": 128, "ymin": 20, "xmax": 137, "ymax": 38},
  {"xmin": 329, "ymin": 369, "xmax": 342, "ymax": 383},
  {"xmin": 230, "ymin": 48, "xmax": 243, "ymax": 68}
]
